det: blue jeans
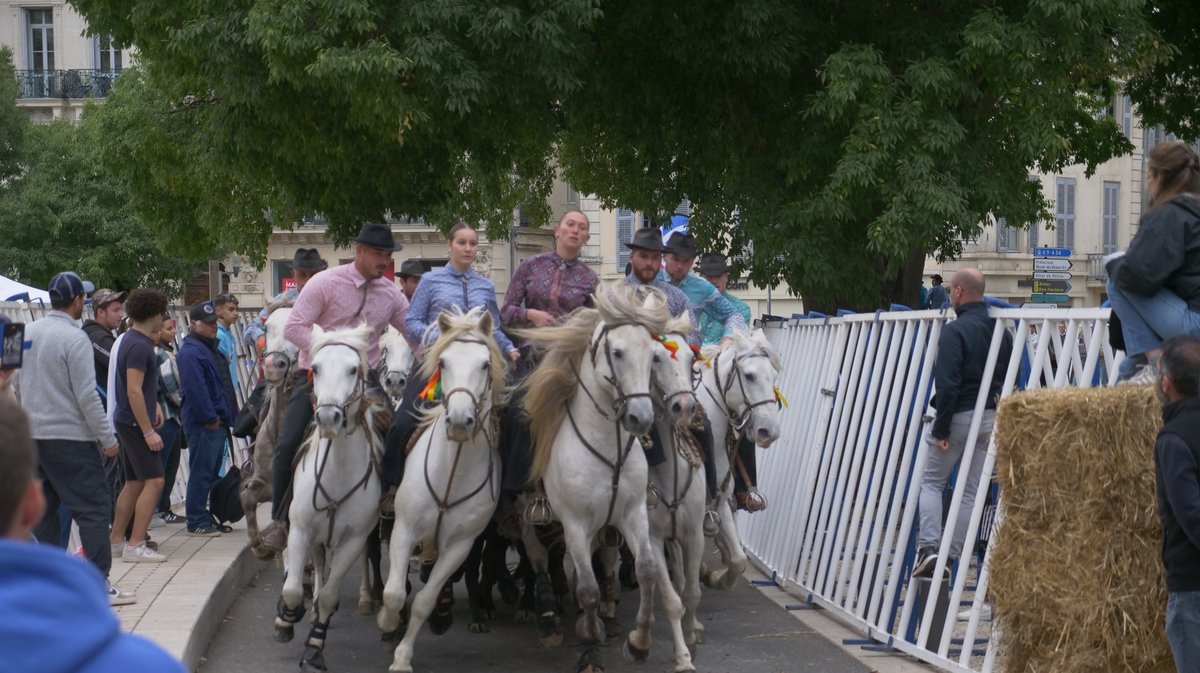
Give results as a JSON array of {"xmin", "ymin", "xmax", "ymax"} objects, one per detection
[
  {"xmin": 1168, "ymin": 591, "xmax": 1200, "ymax": 673},
  {"xmin": 1107, "ymin": 279, "xmax": 1200, "ymax": 358},
  {"xmin": 184, "ymin": 426, "xmax": 226, "ymax": 531},
  {"xmin": 157, "ymin": 418, "xmax": 182, "ymax": 513}
]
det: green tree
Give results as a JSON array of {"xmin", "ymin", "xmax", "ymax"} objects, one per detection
[
  {"xmin": 71, "ymin": 0, "xmax": 1167, "ymax": 309},
  {"xmin": 0, "ymin": 111, "xmax": 203, "ymax": 293},
  {"xmin": 1126, "ymin": 1, "xmax": 1200, "ymax": 140},
  {"xmin": 0, "ymin": 46, "xmax": 28, "ymax": 183}
]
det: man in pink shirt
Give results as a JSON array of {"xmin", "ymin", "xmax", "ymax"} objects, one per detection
[{"xmin": 259, "ymin": 223, "xmax": 411, "ymax": 552}]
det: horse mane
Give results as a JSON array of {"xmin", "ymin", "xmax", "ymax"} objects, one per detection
[
  {"xmin": 519, "ymin": 281, "xmax": 673, "ymax": 483},
  {"xmin": 412, "ymin": 307, "xmax": 509, "ymax": 436},
  {"xmin": 664, "ymin": 312, "xmax": 692, "ymax": 339}
]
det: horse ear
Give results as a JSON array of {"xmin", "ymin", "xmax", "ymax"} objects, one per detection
[
  {"xmin": 477, "ymin": 308, "xmax": 493, "ymax": 336},
  {"xmin": 641, "ymin": 291, "xmax": 660, "ymax": 312},
  {"xmin": 437, "ymin": 311, "xmax": 453, "ymax": 336}
]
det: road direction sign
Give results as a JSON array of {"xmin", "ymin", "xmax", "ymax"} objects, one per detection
[
  {"xmin": 1032, "ymin": 280, "xmax": 1072, "ymax": 293},
  {"xmin": 1034, "ymin": 247, "xmax": 1072, "ymax": 258},
  {"xmin": 1021, "ymin": 302, "xmax": 1057, "ymax": 308},
  {"xmin": 1032, "ymin": 271, "xmax": 1072, "ymax": 281},
  {"xmin": 1033, "ymin": 258, "xmax": 1073, "ymax": 271},
  {"xmin": 1031, "ymin": 293, "xmax": 1070, "ymax": 303}
]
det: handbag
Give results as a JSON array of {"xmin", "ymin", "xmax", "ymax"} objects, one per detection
[{"xmin": 209, "ymin": 435, "xmax": 245, "ymax": 524}]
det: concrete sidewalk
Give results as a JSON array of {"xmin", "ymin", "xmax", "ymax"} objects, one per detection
[{"xmin": 116, "ymin": 504, "xmax": 930, "ymax": 673}]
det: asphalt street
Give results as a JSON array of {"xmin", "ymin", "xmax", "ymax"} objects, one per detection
[{"xmin": 199, "ymin": 550, "xmax": 871, "ymax": 673}]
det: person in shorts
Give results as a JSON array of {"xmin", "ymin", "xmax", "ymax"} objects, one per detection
[{"xmin": 107, "ymin": 289, "xmax": 170, "ymax": 563}]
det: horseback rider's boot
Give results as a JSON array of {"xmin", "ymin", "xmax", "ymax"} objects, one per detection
[
  {"xmin": 259, "ymin": 520, "xmax": 288, "ymax": 552},
  {"xmin": 735, "ymin": 490, "xmax": 767, "ymax": 513}
]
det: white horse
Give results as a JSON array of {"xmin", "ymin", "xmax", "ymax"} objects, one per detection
[
  {"xmin": 521, "ymin": 283, "xmax": 695, "ymax": 673},
  {"xmin": 275, "ymin": 324, "xmax": 386, "ymax": 672},
  {"xmin": 377, "ymin": 307, "xmax": 508, "ymax": 673},
  {"xmin": 377, "ymin": 326, "xmax": 416, "ymax": 406},
  {"xmin": 698, "ymin": 329, "xmax": 783, "ymax": 590},
  {"xmin": 646, "ymin": 315, "xmax": 708, "ymax": 646},
  {"xmin": 242, "ymin": 301, "xmax": 299, "ymax": 558}
]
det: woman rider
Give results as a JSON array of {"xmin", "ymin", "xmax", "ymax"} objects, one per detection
[
  {"xmin": 499, "ymin": 210, "xmax": 599, "ymax": 494},
  {"xmin": 382, "ymin": 222, "xmax": 521, "ymax": 488}
]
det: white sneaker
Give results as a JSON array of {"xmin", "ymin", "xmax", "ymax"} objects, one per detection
[
  {"xmin": 149, "ymin": 514, "xmax": 165, "ymax": 529},
  {"xmin": 106, "ymin": 581, "xmax": 137, "ymax": 606},
  {"xmin": 111, "ymin": 541, "xmax": 125, "ymax": 557},
  {"xmin": 122, "ymin": 542, "xmax": 167, "ymax": 563},
  {"xmin": 957, "ymin": 603, "xmax": 993, "ymax": 621}
]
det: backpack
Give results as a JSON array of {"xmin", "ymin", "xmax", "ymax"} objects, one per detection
[{"xmin": 209, "ymin": 442, "xmax": 245, "ymax": 524}]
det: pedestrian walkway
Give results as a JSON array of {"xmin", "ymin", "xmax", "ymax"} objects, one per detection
[{"xmin": 114, "ymin": 504, "xmax": 930, "ymax": 673}]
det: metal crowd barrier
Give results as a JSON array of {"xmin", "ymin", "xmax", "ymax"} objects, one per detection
[{"xmin": 740, "ymin": 306, "xmax": 1120, "ymax": 673}]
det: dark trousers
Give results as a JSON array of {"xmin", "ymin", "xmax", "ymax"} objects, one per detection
[
  {"xmin": 733, "ymin": 435, "xmax": 758, "ymax": 492},
  {"xmin": 185, "ymin": 425, "xmax": 226, "ymax": 531},
  {"xmin": 157, "ymin": 419, "xmax": 183, "ymax": 513},
  {"xmin": 33, "ymin": 439, "xmax": 113, "ymax": 578},
  {"xmin": 271, "ymin": 378, "xmax": 314, "ymax": 520},
  {"xmin": 383, "ymin": 373, "xmax": 428, "ymax": 488}
]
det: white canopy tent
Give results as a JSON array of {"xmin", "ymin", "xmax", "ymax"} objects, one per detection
[{"xmin": 0, "ymin": 274, "xmax": 50, "ymax": 303}]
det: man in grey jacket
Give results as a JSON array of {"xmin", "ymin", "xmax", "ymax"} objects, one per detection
[{"xmin": 14, "ymin": 271, "xmax": 133, "ymax": 606}]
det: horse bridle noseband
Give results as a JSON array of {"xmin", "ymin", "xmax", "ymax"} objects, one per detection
[{"xmin": 707, "ymin": 348, "xmax": 776, "ymax": 432}]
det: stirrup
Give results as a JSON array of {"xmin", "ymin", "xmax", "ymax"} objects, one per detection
[
  {"xmin": 645, "ymin": 484, "xmax": 661, "ymax": 509},
  {"xmin": 736, "ymin": 489, "xmax": 767, "ymax": 513},
  {"xmin": 703, "ymin": 510, "xmax": 720, "ymax": 538},
  {"xmin": 524, "ymin": 493, "xmax": 554, "ymax": 526}
]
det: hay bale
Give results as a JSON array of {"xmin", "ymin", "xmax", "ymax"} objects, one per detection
[{"xmin": 990, "ymin": 386, "xmax": 1175, "ymax": 673}]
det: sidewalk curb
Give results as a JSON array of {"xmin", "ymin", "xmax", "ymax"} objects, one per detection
[{"xmin": 181, "ymin": 543, "xmax": 265, "ymax": 671}]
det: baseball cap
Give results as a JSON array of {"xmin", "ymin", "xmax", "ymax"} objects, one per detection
[
  {"xmin": 47, "ymin": 272, "xmax": 95, "ymax": 302},
  {"xmin": 188, "ymin": 300, "xmax": 218, "ymax": 323},
  {"xmin": 91, "ymin": 288, "xmax": 128, "ymax": 309}
]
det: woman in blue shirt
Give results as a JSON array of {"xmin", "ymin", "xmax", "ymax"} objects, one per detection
[{"xmin": 384, "ymin": 222, "xmax": 519, "ymax": 488}]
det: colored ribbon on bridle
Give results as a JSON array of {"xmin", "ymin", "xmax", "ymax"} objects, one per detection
[
  {"xmin": 652, "ymin": 333, "xmax": 681, "ymax": 360},
  {"xmin": 774, "ymin": 386, "xmax": 789, "ymax": 409},
  {"xmin": 419, "ymin": 367, "xmax": 443, "ymax": 402}
]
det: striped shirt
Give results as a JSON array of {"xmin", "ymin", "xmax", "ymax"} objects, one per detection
[{"xmin": 622, "ymin": 275, "xmax": 700, "ymax": 346}]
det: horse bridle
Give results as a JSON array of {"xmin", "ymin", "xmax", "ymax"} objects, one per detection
[
  {"xmin": 311, "ymin": 342, "xmax": 368, "ymax": 431},
  {"xmin": 707, "ymin": 347, "xmax": 777, "ymax": 432},
  {"xmin": 374, "ymin": 344, "xmax": 412, "ymax": 391},
  {"xmin": 262, "ymin": 347, "xmax": 296, "ymax": 384},
  {"xmin": 417, "ymin": 335, "xmax": 496, "ymax": 440}
]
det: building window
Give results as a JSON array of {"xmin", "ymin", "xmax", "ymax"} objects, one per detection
[
  {"xmin": 1055, "ymin": 177, "xmax": 1075, "ymax": 249},
  {"xmin": 94, "ymin": 35, "xmax": 121, "ymax": 72},
  {"xmin": 617, "ymin": 209, "xmax": 634, "ymax": 272},
  {"xmin": 996, "ymin": 217, "xmax": 1020, "ymax": 252},
  {"xmin": 565, "ymin": 184, "xmax": 577, "ymax": 205},
  {"xmin": 1103, "ymin": 181, "xmax": 1119, "ymax": 253},
  {"xmin": 1122, "ymin": 95, "xmax": 1132, "ymax": 140},
  {"xmin": 26, "ymin": 8, "xmax": 54, "ymax": 72}
]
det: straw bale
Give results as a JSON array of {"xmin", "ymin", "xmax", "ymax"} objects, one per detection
[{"xmin": 990, "ymin": 386, "xmax": 1175, "ymax": 673}]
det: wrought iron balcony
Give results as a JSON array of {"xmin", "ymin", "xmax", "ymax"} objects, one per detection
[
  {"xmin": 14, "ymin": 69, "xmax": 122, "ymax": 100},
  {"xmin": 1086, "ymin": 252, "xmax": 1109, "ymax": 281}
]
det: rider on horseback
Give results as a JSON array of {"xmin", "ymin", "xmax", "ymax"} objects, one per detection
[{"xmin": 258, "ymin": 224, "xmax": 414, "ymax": 552}]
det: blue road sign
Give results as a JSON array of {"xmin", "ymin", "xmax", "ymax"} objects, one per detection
[
  {"xmin": 1031, "ymin": 293, "xmax": 1070, "ymax": 303},
  {"xmin": 1034, "ymin": 247, "xmax": 1072, "ymax": 258}
]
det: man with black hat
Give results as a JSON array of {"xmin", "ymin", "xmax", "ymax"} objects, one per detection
[
  {"xmin": 259, "ymin": 223, "xmax": 411, "ymax": 552},
  {"xmin": 926, "ymin": 274, "xmax": 948, "ymax": 310},
  {"xmin": 242, "ymin": 248, "xmax": 328, "ymax": 351},
  {"xmin": 661, "ymin": 232, "xmax": 746, "ymax": 344},
  {"xmin": 696, "ymin": 252, "xmax": 752, "ymax": 346},
  {"xmin": 623, "ymin": 228, "xmax": 700, "ymax": 345},
  {"xmin": 396, "ymin": 259, "xmax": 425, "ymax": 301}
]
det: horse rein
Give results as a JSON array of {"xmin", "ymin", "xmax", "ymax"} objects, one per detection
[{"xmin": 704, "ymin": 347, "xmax": 775, "ymax": 500}]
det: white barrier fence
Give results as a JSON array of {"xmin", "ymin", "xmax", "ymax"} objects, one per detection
[
  {"xmin": 2, "ymin": 301, "xmax": 264, "ymax": 513},
  {"xmin": 741, "ymin": 306, "xmax": 1122, "ymax": 673}
]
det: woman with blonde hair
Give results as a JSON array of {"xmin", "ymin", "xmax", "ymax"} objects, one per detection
[{"xmin": 1108, "ymin": 140, "xmax": 1200, "ymax": 382}]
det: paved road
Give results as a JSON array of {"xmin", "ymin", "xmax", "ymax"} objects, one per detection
[{"xmin": 200, "ymin": 551, "xmax": 870, "ymax": 673}]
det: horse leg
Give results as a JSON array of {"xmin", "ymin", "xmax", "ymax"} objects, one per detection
[
  {"xmin": 378, "ymin": 524, "xmax": 415, "ymax": 639},
  {"xmin": 388, "ymin": 539, "xmax": 474, "ymax": 673},
  {"xmin": 276, "ymin": 525, "xmax": 311, "ymax": 643},
  {"xmin": 704, "ymin": 501, "xmax": 747, "ymax": 590},
  {"xmin": 301, "ymin": 536, "xmax": 366, "ymax": 671},
  {"xmin": 522, "ymin": 525, "xmax": 561, "ymax": 644},
  {"xmin": 465, "ymin": 533, "xmax": 490, "ymax": 633},
  {"xmin": 359, "ymin": 525, "xmax": 383, "ymax": 615},
  {"xmin": 561, "ymin": 521, "xmax": 604, "ymax": 646},
  {"xmin": 679, "ymin": 531, "xmax": 705, "ymax": 646},
  {"xmin": 597, "ymin": 541, "xmax": 620, "ymax": 621},
  {"xmin": 478, "ymin": 524, "xmax": 503, "ymax": 615},
  {"xmin": 621, "ymin": 510, "xmax": 694, "ymax": 673},
  {"xmin": 241, "ymin": 479, "xmax": 265, "ymax": 556}
]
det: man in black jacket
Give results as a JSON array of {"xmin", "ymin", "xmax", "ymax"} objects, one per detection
[
  {"xmin": 913, "ymin": 267, "xmax": 1012, "ymax": 579},
  {"xmin": 1153, "ymin": 336, "xmax": 1200, "ymax": 673}
]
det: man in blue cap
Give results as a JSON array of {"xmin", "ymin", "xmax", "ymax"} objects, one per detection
[{"xmin": 13, "ymin": 271, "xmax": 134, "ymax": 605}]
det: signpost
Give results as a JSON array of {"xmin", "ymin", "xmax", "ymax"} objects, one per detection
[{"xmin": 1028, "ymin": 247, "xmax": 1072, "ymax": 306}]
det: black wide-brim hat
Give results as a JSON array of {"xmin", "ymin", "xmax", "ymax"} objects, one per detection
[
  {"xmin": 665, "ymin": 231, "xmax": 698, "ymax": 259},
  {"xmin": 696, "ymin": 252, "xmax": 733, "ymax": 276},
  {"xmin": 291, "ymin": 248, "xmax": 328, "ymax": 271},
  {"xmin": 398, "ymin": 259, "xmax": 426, "ymax": 278},
  {"xmin": 352, "ymin": 223, "xmax": 401, "ymax": 252},
  {"xmin": 624, "ymin": 227, "xmax": 669, "ymax": 253}
]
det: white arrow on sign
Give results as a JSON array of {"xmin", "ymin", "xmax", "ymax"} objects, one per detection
[
  {"xmin": 1033, "ymin": 258, "xmax": 1072, "ymax": 271},
  {"xmin": 1032, "ymin": 271, "xmax": 1072, "ymax": 281}
]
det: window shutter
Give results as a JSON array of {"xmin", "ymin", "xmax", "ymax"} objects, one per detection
[{"xmin": 617, "ymin": 209, "xmax": 634, "ymax": 272}]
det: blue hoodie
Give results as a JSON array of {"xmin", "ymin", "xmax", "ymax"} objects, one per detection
[{"xmin": 0, "ymin": 540, "xmax": 185, "ymax": 673}]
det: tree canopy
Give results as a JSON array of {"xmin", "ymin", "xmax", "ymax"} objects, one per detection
[
  {"xmin": 72, "ymin": 0, "xmax": 1169, "ymax": 309},
  {"xmin": 1126, "ymin": 1, "xmax": 1200, "ymax": 140},
  {"xmin": 0, "ymin": 52, "xmax": 203, "ymax": 293}
]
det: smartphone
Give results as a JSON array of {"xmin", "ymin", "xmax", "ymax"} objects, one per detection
[{"xmin": 1, "ymin": 322, "xmax": 25, "ymax": 370}]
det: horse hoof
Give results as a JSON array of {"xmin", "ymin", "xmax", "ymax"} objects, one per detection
[
  {"xmin": 428, "ymin": 611, "xmax": 453, "ymax": 636},
  {"xmin": 538, "ymin": 631, "xmax": 563, "ymax": 648},
  {"xmin": 575, "ymin": 615, "xmax": 605, "ymax": 645},
  {"xmin": 673, "ymin": 663, "xmax": 697, "ymax": 673},
  {"xmin": 468, "ymin": 621, "xmax": 489, "ymax": 634},
  {"xmin": 623, "ymin": 636, "xmax": 650, "ymax": 663},
  {"xmin": 251, "ymin": 543, "xmax": 275, "ymax": 561},
  {"xmin": 274, "ymin": 624, "xmax": 294, "ymax": 643},
  {"xmin": 576, "ymin": 646, "xmax": 605, "ymax": 673},
  {"xmin": 380, "ymin": 629, "xmax": 400, "ymax": 643},
  {"xmin": 300, "ymin": 647, "xmax": 326, "ymax": 671},
  {"xmin": 357, "ymin": 600, "xmax": 374, "ymax": 616}
]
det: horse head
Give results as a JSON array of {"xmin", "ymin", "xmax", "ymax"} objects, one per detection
[
  {"xmin": 719, "ymin": 329, "xmax": 782, "ymax": 447},
  {"xmin": 378, "ymin": 327, "xmax": 415, "ymax": 400},
  {"xmin": 590, "ymin": 284, "xmax": 672, "ymax": 436},
  {"xmin": 262, "ymin": 305, "xmax": 299, "ymax": 386},
  {"xmin": 651, "ymin": 313, "xmax": 699, "ymax": 428},
  {"xmin": 309, "ymin": 324, "xmax": 372, "ymax": 438},
  {"xmin": 426, "ymin": 308, "xmax": 507, "ymax": 444}
]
